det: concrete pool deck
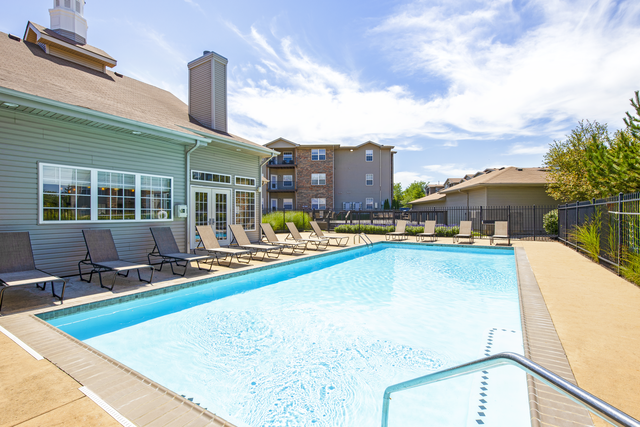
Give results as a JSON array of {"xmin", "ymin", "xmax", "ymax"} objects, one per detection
[{"xmin": 0, "ymin": 234, "xmax": 638, "ymax": 426}]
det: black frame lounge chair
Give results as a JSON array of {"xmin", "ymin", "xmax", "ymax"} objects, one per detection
[
  {"xmin": 285, "ymin": 222, "xmax": 329, "ymax": 250},
  {"xmin": 454, "ymin": 221, "xmax": 474, "ymax": 244},
  {"xmin": 79, "ymin": 229, "xmax": 154, "ymax": 290},
  {"xmin": 261, "ymin": 223, "xmax": 307, "ymax": 255},
  {"xmin": 490, "ymin": 221, "xmax": 511, "ymax": 246},
  {"xmin": 195, "ymin": 225, "xmax": 253, "ymax": 266},
  {"xmin": 148, "ymin": 227, "xmax": 215, "ymax": 276},
  {"xmin": 0, "ymin": 232, "xmax": 66, "ymax": 312},
  {"xmin": 229, "ymin": 224, "xmax": 282, "ymax": 260},
  {"xmin": 309, "ymin": 221, "xmax": 348, "ymax": 246},
  {"xmin": 385, "ymin": 220, "xmax": 408, "ymax": 241},
  {"xmin": 416, "ymin": 220, "xmax": 437, "ymax": 242}
]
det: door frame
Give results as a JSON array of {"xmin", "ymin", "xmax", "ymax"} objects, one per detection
[{"xmin": 190, "ymin": 185, "xmax": 232, "ymax": 249}]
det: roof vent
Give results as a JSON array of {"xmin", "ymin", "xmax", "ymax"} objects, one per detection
[
  {"xmin": 516, "ymin": 168, "xmax": 523, "ymax": 171},
  {"xmin": 203, "ymin": 50, "xmax": 212, "ymax": 55},
  {"xmin": 114, "ymin": 72, "xmax": 123, "ymax": 78},
  {"xmin": 8, "ymin": 34, "xmax": 21, "ymax": 42}
]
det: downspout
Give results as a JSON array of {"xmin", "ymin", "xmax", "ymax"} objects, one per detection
[
  {"xmin": 379, "ymin": 146, "xmax": 382, "ymax": 210},
  {"xmin": 185, "ymin": 140, "xmax": 207, "ymax": 252},
  {"xmin": 260, "ymin": 153, "xmax": 276, "ymax": 213}
]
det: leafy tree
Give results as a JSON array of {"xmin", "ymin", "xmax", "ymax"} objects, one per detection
[
  {"xmin": 585, "ymin": 129, "xmax": 640, "ymax": 197},
  {"xmin": 402, "ymin": 181, "xmax": 427, "ymax": 207},
  {"xmin": 392, "ymin": 183, "xmax": 403, "ymax": 209},
  {"xmin": 624, "ymin": 90, "xmax": 640, "ymax": 140}
]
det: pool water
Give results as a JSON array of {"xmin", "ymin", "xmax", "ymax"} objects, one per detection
[{"xmin": 48, "ymin": 244, "xmax": 530, "ymax": 427}]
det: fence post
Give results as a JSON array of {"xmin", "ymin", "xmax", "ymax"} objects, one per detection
[
  {"xmin": 533, "ymin": 205, "xmax": 536, "ymax": 241},
  {"xmin": 283, "ymin": 209, "xmax": 286, "ymax": 232},
  {"xmin": 508, "ymin": 206, "xmax": 511, "ymax": 238},
  {"xmin": 618, "ymin": 192, "xmax": 623, "ymax": 275}
]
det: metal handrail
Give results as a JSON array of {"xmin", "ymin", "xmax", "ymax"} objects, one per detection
[
  {"xmin": 354, "ymin": 233, "xmax": 373, "ymax": 246},
  {"xmin": 381, "ymin": 352, "xmax": 640, "ymax": 427}
]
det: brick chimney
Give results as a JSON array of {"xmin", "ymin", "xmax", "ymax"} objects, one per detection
[{"xmin": 187, "ymin": 51, "xmax": 228, "ymax": 133}]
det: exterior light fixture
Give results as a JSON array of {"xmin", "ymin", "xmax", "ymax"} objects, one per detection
[
  {"xmin": 1, "ymin": 102, "xmax": 19, "ymax": 108},
  {"xmin": 131, "ymin": 131, "xmax": 142, "ymax": 135}
]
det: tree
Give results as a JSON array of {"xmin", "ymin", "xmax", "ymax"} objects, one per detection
[
  {"xmin": 392, "ymin": 183, "xmax": 403, "ymax": 209},
  {"xmin": 402, "ymin": 181, "xmax": 427, "ymax": 207},
  {"xmin": 383, "ymin": 199, "xmax": 390, "ymax": 210},
  {"xmin": 585, "ymin": 129, "xmax": 640, "ymax": 197}
]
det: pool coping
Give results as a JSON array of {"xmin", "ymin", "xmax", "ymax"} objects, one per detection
[{"xmin": 0, "ymin": 242, "xmax": 594, "ymax": 426}]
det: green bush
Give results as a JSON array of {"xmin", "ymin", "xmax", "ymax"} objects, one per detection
[
  {"xmin": 262, "ymin": 211, "xmax": 311, "ymax": 231},
  {"xmin": 569, "ymin": 211, "xmax": 601, "ymax": 263},
  {"xmin": 332, "ymin": 224, "xmax": 460, "ymax": 237},
  {"xmin": 436, "ymin": 226, "xmax": 459, "ymax": 237},
  {"xmin": 543, "ymin": 209, "xmax": 559, "ymax": 235},
  {"xmin": 621, "ymin": 248, "xmax": 640, "ymax": 285}
]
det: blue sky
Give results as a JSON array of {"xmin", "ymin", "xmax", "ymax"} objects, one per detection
[{"xmin": 3, "ymin": 0, "xmax": 640, "ymax": 187}]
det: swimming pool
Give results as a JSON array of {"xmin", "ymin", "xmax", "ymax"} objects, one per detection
[{"xmin": 46, "ymin": 243, "xmax": 530, "ymax": 426}]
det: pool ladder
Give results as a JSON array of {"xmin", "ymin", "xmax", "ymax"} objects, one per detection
[
  {"xmin": 381, "ymin": 352, "xmax": 640, "ymax": 427},
  {"xmin": 354, "ymin": 233, "xmax": 373, "ymax": 246}
]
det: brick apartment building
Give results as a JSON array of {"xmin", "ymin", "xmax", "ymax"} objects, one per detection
[{"xmin": 261, "ymin": 138, "xmax": 395, "ymax": 211}]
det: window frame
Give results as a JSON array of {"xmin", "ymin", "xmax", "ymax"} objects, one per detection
[
  {"xmin": 365, "ymin": 198, "xmax": 374, "ymax": 210},
  {"xmin": 311, "ymin": 198, "xmax": 326, "ymax": 210},
  {"xmin": 283, "ymin": 198, "xmax": 294, "ymax": 210},
  {"xmin": 191, "ymin": 170, "xmax": 232, "ymax": 185},
  {"xmin": 365, "ymin": 150, "xmax": 374, "ymax": 162},
  {"xmin": 311, "ymin": 148, "xmax": 326, "ymax": 161},
  {"xmin": 365, "ymin": 173, "xmax": 374, "ymax": 186},
  {"xmin": 235, "ymin": 176, "xmax": 257, "ymax": 187},
  {"xmin": 234, "ymin": 189, "xmax": 256, "ymax": 231},
  {"xmin": 38, "ymin": 162, "xmax": 174, "ymax": 224},
  {"xmin": 311, "ymin": 173, "xmax": 326, "ymax": 186}
]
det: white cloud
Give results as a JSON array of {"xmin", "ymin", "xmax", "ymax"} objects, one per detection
[
  {"xmin": 372, "ymin": 0, "xmax": 640, "ymax": 134},
  {"xmin": 506, "ymin": 144, "xmax": 548, "ymax": 155},
  {"xmin": 183, "ymin": 0, "xmax": 205, "ymax": 14},
  {"xmin": 394, "ymin": 171, "xmax": 433, "ymax": 187},
  {"xmin": 443, "ymin": 141, "xmax": 458, "ymax": 147},
  {"xmin": 423, "ymin": 164, "xmax": 478, "ymax": 177}
]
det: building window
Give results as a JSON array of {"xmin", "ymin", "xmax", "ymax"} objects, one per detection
[
  {"xmin": 191, "ymin": 170, "xmax": 231, "ymax": 184},
  {"xmin": 365, "ymin": 174, "xmax": 374, "ymax": 186},
  {"xmin": 271, "ymin": 198, "xmax": 278, "ymax": 211},
  {"xmin": 235, "ymin": 176, "xmax": 256, "ymax": 187},
  {"xmin": 40, "ymin": 163, "xmax": 172, "ymax": 223},
  {"xmin": 311, "ymin": 149, "xmax": 326, "ymax": 161},
  {"xmin": 311, "ymin": 198, "xmax": 326, "ymax": 210},
  {"xmin": 235, "ymin": 190, "xmax": 256, "ymax": 231},
  {"xmin": 283, "ymin": 175, "xmax": 293, "ymax": 187},
  {"xmin": 283, "ymin": 198, "xmax": 293, "ymax": 210},
  {"xmin": 311, "ymin": 173, "xmax": 326, "ymax": 185},
  {"xmin": 343, "ymin": 202, "xmax": 351, "ymax": 210},
  {"xmin": 283, "ymin": 151, "xmax": 293, "ymax": 164},
  {"xmin": 365, "ymin": 150, "xmax": 373, "ymax": 162},
  {"xmin": 366, "ymin": 198, "xmax": 374, "ymax": 210}
]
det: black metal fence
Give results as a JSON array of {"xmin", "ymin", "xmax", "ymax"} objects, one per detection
[
  {"xmin": 262, "ymin": 205, "xmax": 558, "ymax": 240},
  {"xmin": 558, "ymin": 192, "xmax": 640, "ymax": 270}
]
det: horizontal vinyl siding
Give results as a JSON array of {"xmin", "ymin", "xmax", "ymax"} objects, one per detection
[
  {"xmin": 189, "ymin": 61, "xmax": 212, "ymax": 128},
  {"xmin": 486, "ymin": 186, "xmax": 557, "ymax": 206},
  {"xmin": 0, "ymin": 109, "xmax": 187, "ymax": 277},
  {"xmin": 412, "ymin": 200, "xmax": 447, "ymax": 210},
  {"xmin": 444, "ymin": 192, "xmax": 468, "ymax": 207},
  {"xmin": 190, "ymin": 142, "xmax": 262, "ymax": 241},
  {"xmin": 47, "ymin": 45, "xmax": 104, "ymax": 73},
  {"xmin": 214, "ymin": 60, "xmax": 227, "ymax": 132},
  {"xmin": 468, "ymin": 188, "xmax": 487, "ymax": 206}
]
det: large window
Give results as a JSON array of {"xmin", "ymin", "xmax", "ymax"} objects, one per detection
[
  {"xmin": 283, "ymin": 151, "xmax": 293, "ymax": 164},
  {"xmin": 366, "ymin": 198, "xmax": 374, "ymax": 210},
  {"xmin": 311, "ymin": 149, "xmax": 326, "ymax": 161},
  {"xmin": 40, "ymin": 163, "xmax": 173, "ymax": 223},
  {"xmin": 311, "ymin": 198, "xmax": 326, "ymax": 210},
  {"xmin": 235, "ymin": 190, "xmax": 256, "ymax": 231},
  {"xmin": 311, "ymin": 173, "xmax": 326, "ymax": 185},
  {"xmin": 191, "ymin": 170, "xmax": 231, "ymax": 184},
  {"xmin": 365, "ymin": 174, "xmax": 374, "ymax": 186},
  {"xmin": 235, "ymin": 176, "xmax": 256, "ymax": 187},
  {"xmin": 365, "ymin": 150, "xmax": 373, "ymax": 162},
  {"xmin": 283, "ymin": 175, "xmax": 293, "ymax": 188}
]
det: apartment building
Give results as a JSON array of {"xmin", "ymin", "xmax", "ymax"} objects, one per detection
[{"xmin": 261, "ymin": 138, "xmax": 395, "ymax": 211}]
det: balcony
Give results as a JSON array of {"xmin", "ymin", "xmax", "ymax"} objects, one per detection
[
  {"xmin": 267, "ymin": 157, "xmax": 296, "ymax": 168},
  {"xmin": 267, "ymin": 180, "xmax": 297, "ymax": 192}
]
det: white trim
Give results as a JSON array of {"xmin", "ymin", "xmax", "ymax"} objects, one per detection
[
  {"xmin": 190, "ymin": 169, "xmax": 232, "ymax": 185},
  {"xmin": 79, "ymin": 387, "xmax": 136, "ymax": 427},
  {"xmin": 311, "ymin": 148, "xmax": 326, "ymax": 161},
  {"xmin": 0, "ymin": 326, "xmax": 43, "ymax": 360},
  {"xmin": 234, "ymin": 189, "xmax": 257, "ymax": 231},
  {"xmin": 311, "ymin": 173, "xmax": 326, "ymax": 186},
  {"xmin": 235, "ymin": 175, "xmax": 257, "ymax": 187},
  {"xmin": 38, "ymin": 162, "xmax": 174, "ymax": 224},
  {"xmin": 365, "ymin": 149, "xmax": 374, "ymax": 162},
  {"xmin": 365, "ymin": 173, "xmax": 374, "ymax": 186}
]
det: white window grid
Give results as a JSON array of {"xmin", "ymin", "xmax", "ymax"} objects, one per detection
[
  {"xmin": 235, "ymin": 176, "xmax": 256, "ymax": 187},
  {"xmin": 191, "ymin": 170, "xmax": 231, "ymax": 184},
  {"xmin": 365, "ymin": 174, "xmax": 374, "ymax": 186},
  {"xmin": 365, "ymin": 150, "xmax": 373, "ymax": 162},
  {"xmin": 311, "ymin": 173, "xmax": 326, "ymax": 186},
  {"xmin": 283, "ymin": 175, "xmax": 293, "ymax": 188},
  {"xmin": 235, "ymin": 190, "xmax": 256, "ymax": 231},
  {"xmin": 365, "ymin": 198, "xmax": 374, "ymax": 209},
  {"xmin": 283, "ymin": 198, "xmax": 294, "ymax": 210},
  {"xmin": 39, "ymin": 162, "xmax": 173, "ymax": 224},
  {"xmin": 311, "ymin": 149, "xmax": 326, "ymax": 161},
  {"xmin": 311, "ymin": 198, "xmax": 326, "ymax": 210}
]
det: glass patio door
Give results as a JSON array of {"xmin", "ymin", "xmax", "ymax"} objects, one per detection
[{"xmin": 191, "ymin": 187, "xmax": 231, "ymax": 248}]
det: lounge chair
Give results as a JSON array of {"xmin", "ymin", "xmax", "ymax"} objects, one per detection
[
  {"xmin": 285, "ymin": 222, "xmax": 328, "ymax": 250},
  {"xmin": 148, "ymin": 227, "xmax": 215, "ymax": 276},
  {"xmin": 261, "ymin": 223, "xmax": 307, "ymax": 255},
  {"xmin": 79, "ymin": 229, "xmax": 154, "ymax": 290},
  {"xmin": 416, "ymin": 221, "xmax": 437, "ymax": 242},
  {"xmin": 229, "ymin": 224, "xmax": 282, "ymax": 260},
  {"xmin": 0, "ymin": 232, "xmax": 66, "ymax": 312},
  {"xmin": 195, "ymin": 226, "xmax": 253, "ymax": 266},
  {"xmin": 309, "ymin": 221, "xmax": 348, "ymax": 246},
  {"xmin": 490, "ymin": 221, "xmax": 510, "ymax": 246},
  {"xmin": 385, "ymin": 220, "xmax": 408, "ymax": 241},
  {"xmin": 454, "ymin": 221, "xmax": 474, "ymax": 244}
]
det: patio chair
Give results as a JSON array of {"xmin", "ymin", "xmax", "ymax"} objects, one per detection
[
  {"xmin": 195, "ymin": 226, "xmax": 253, "ymax": 266},
  {"xmin": 148, "ymin": 227, "xmax": 215, "ymax": 276},
  {"xmin": 229, "ymin": 224, "xmax": 282, "ymax": 260},
  {"xmin": 416, "ymin": 221, "xmax": 437, "ymax": 242},
  {"xmin": 0, "ymin": 232, "xmax": 66, "ymax": 312},
  {"xmin": 385, "ymin": 220, "xmax": 408, "ymax": 241},
  {"xmin": 454, "ymin": 221, "xmax": 474, "ymax": 244},
  {"xmin": 79, "ymin": 229, "xmax": 154, "ymax": 290},
  {"xmin": 490, "ymin": 221, "xmax": 510, "ymax": 246},
  {"xmin": 261, "ymin": 223, "xmax": 307, "ymax": 255},
  {"xmin": 285, "ymin": 222, "xmax": 329, "ymax": 250},
  {"xmin": 309, "ymin": 221, "xmax": 348, "ymax": 246}
]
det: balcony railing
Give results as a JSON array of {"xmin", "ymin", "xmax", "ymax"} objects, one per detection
[
  {"xmin": 268, "ymin": 157, "xmax": 296, "ymax": 167},
  {"xmin": 268, "ymin": 180, "xmax": 297, "ymax": 191}
]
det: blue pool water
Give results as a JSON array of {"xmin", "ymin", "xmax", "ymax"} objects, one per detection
[{"xmin": 47, "ymin": 244, "xmax": 530, "ymax": 426}]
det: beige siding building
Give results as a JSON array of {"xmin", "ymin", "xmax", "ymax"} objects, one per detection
[{"xmin": 0, "ymin": 4, "xmax": 274, "ymax": 276}]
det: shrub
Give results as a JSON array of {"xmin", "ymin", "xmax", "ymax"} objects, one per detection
[
  {"xmin": 383, "ymin": 199, "xmax": 390, "ymax": 210},
  {"xmin": 262, "ymin": 211, "xmax": 311, "ymax": 231},
  {"xmin": 332, "ymin": 224, "xmax": 460, "ymax": 237},
  {"xmin": 543, "ymin": 210, "xmax": 559, "ymax": 235},
  {"xmin": 569, "ymin": 211, "xmax": 601, "ymax": 263},
  {"xmin": 621, "ymin": 248, "xmax": 640, "ymax": 285},
  {"xmin": 436, "ymin": 226, "xmax": 459, "ymax": 237}
]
